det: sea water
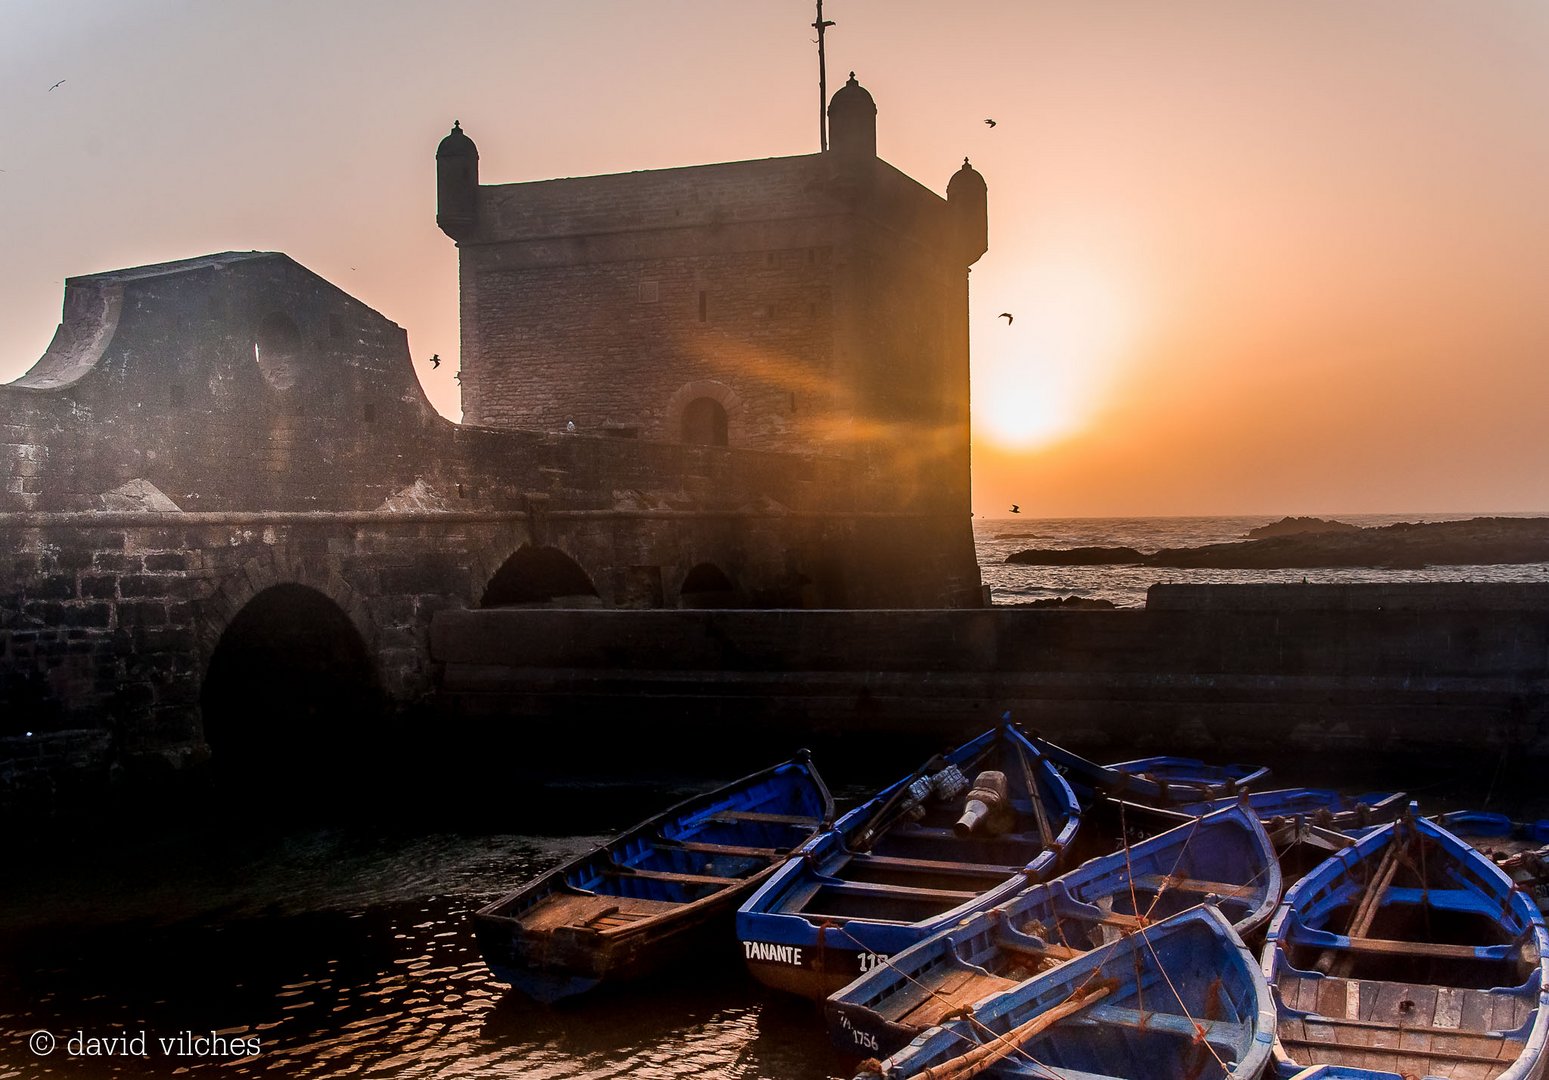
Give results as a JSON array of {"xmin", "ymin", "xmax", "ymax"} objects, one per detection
[{"xmin": 977, "ymin": 512, "xmax": 1549, "ymax": 608}]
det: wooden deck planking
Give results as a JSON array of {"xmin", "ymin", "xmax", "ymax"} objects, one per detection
[
  {"xmin": 522, "ymin": 892, "xmax": 678, "ymax": 933},
  {"xmin": 900, "ymin": 969, "xmax": 1019, "ymax": 1029}
]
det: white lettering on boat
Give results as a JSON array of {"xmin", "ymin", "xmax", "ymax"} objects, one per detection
[{"xmin": 742, "ymin": 941, "xmax": 804, "ymax": 966}]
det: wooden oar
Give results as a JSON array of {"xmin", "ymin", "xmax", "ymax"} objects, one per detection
[
  {"xmin": 921, "ymin": 983, "xmax": 1113, "ymax": 1080},
  {"xmin": 1317, "ymin": 830, "xmax": 1403, "ymax": 977}
]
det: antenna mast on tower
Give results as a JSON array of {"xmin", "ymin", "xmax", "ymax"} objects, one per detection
[{"xmin": 814, "ymin": 0, "xmax": 836, "ymax": 151}]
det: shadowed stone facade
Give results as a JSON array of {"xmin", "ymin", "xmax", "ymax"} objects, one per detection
[
  {"xmin": 1, "ymin": 245, "xmax": 982, "ymax": 808},
  {"xmin": 437, "ymin": 75, "xmax": 987, "ymax": 520}
]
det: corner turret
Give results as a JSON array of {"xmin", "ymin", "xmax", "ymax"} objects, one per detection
[
  {"xmin": 947, "ymin": 157, "xmax": 988, "ymax": 265},
  {"xmin": 436, "ymin": 121, "xmax": 480, "ymax": 242},
  {"xmin": 827, "ymin": 73, "xmax": 877, "ymax": 162}
]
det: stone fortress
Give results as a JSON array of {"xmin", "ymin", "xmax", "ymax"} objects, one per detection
[{"xmin": 0, "ymin": 77, "xmax": 989, "ymax": 805}]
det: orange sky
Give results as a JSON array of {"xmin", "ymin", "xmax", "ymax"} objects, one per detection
[{"xmin": 3, "ymin": 1, "xmax": 1547, "ymax": 517}]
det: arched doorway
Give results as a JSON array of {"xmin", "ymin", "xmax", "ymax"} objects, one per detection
[
  {"xmin": 681, "ymin": 397, "xmax": 729, "ymax": 446},
  {"xmin": 679, "ymin": 562, "xmax": 738, "ymax": 608},
  {"xmin": 200, "ymin": 584, "xmax": 381, "ymax": 784},
  {"xmin": 480, "ymin": 545, "xmax": 601, "ymax": 607}
]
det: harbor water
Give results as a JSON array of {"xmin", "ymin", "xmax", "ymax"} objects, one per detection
[{"xmin": 3, "ymin": 514, "xmax": 1547, "ymax": 1078}]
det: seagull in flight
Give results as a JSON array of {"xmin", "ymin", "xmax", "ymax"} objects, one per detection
[
  {"xmin": 998, "ymin": 312, "xmax": 1014, "ymax": 324},
  {"xmin": 48, "ymin": 79, "xmax": 66, "ymax": 92},
  {"xmin": 427, "ymin": 353, "xmax": 441, "ymax": 369},
  {"xmin": 984, "ymin": 118, "xmax": 996, "ymax": 128},
  {"xmin": 453, "ymin": 370, "xmax": 462, "ymax": 384},
  {"xmin": 1010, "ymin": 504, "xmax": 1021, "ymax": 514}
]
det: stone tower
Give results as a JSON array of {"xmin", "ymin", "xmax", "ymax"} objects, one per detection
[{"xmin": 435, "ymin": 76, "xmax": 986, "ymax": 515}]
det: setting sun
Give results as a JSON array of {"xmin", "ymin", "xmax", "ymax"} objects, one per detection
[{"xmin": 972, "ymin": 257, "xmax": 1137, "ymax": 452}]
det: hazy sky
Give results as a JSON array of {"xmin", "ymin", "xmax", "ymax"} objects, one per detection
[{"xmin": 4, "ymin": 1, "xmax": 1547, "ymax": 517}]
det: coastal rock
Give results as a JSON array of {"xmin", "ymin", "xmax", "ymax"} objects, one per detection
[
  {"xmin": 1005, "ymin": 546, "xmax": 1146, "ymax": 566},
  {"xmin": 1244, "ymin": 516, "xmax": 1359, "ymax": 539},
  {"xmin": 1022, "ymin": 596, "xmax": 1117, "ymax": 609},
  {"xmin": 1147, "ymin": 517, "xmax": 1549, "ymax": 569}
]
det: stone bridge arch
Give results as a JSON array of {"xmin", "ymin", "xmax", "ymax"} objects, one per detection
[
  {"xmin": 479, "ymin": 544, "xmax": 603, "ymax": 608},
  {"xmin": 199, "ymin": 579, "xmax": 382, "ymax": 781}
]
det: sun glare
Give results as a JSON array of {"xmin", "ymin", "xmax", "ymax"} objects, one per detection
[{"xmin": 973, "ymin": 260, "xmax": 1137, "ymax": 451}]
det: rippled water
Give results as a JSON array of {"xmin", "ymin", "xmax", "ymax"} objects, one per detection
[
  {"xmin": 0, "ymin": 809, "xmax": 856, "ymax": 1080},
  {"xmin": 977, "ymin": 512, "xmax": 1549, "ymax": 607},
  {"xmin": 1, "ymin": 761, "xmax": 1544, "ymax": 1080},
  {"xmin": 4, "ymin": 513, "xmax": 1548, "ymax": 1077}
]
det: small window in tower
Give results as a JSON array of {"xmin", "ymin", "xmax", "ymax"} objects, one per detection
[
  {"xmin": 363, "ymin": 403, "xmax": 376, "ymax": 424},
  {"xmin": 789, "ymin": 392, "xmax": 797, "ymax": 413},
  {"xmin": 638, "ymin": 280, "xmax": 659, "ymax": 303},
  {"xmin": 764, "ymin": 304, "xmax": 776, "ymax": 319},
  {"xmin": 698, "ymin": 290, "xmax": 707, "ymax": 322}
]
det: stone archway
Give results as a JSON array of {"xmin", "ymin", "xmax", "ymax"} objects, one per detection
[
  {"xmin": 480, "ymin": 544, "xmax": 602, "ymax": 608},
  {"xmin": 200, "ymin": 583, "xmax": 383, "ymax": 781},
  {"xmin": 665, "ymin": 379, "xmax": 742, "ymax": 446}
]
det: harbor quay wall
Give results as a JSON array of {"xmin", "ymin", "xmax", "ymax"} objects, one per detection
[{"xmin": 432, "ymin": 582, "xmax": 1549, "ymax": 764}]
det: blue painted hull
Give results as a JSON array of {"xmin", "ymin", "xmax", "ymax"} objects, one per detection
[
  {"xmin": 1171, "ymin": 788, "xmax": 1408, "ymax": 832},
  {"xmin": 858, "ymin": 905, "xmax": 1278, "ymax": 1080},
  {"xmin": 1262, "ymin": 814, "xmax": 1549, "ymax": 1080},
  {"xmin": 1026, "ymin": 732, "xmax": 1271, "ymax": 807},
  {"xmin": 474, "ymin": 754, "xmax": 833, "ymax": 1003},
  {"xmin": 825, "ymin": 802, "xmax": 1281, "ymax": 1059},
  {"xmin": 737, "ymin": 724, "xmax": 1080, "ymax": 1000}
]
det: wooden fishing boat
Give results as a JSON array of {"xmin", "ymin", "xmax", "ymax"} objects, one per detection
[
  {"xmin": 1025, "ymin": 727, "xmax": 1269, "ymax": 807},
  {"xmin": 737, "ymin": 723, "xmax": 1080, "ymax": 1000},
  {"xmin": 473, "ymin": 752, "xmax": 833, "ymax": 1002},
  {"xmin": 826, "ymin": 802, "xmax": 1282, "ymax": 1060},
  {"xmin": 1262, "ymin": 813, "xmax": 1549, "ymax": 1080},
  {"xmin": 1431, "ymin": 812, "xmax": 1549, "ymax": 916},
  {"xmin": 1171, "ymin": 788, "xmax": 1408, "ymax": 834},
  {"xmin": 853, "ymin": 904, "xmax": 1278, "ymax": 1080}
]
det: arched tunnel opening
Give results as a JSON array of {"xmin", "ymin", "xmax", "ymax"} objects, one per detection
[
  {"xmin": 201, "ymin": 584, "xmax": 385, "ymax": 796},
  {"xmin": 480, "ymin": 545, "xmax": 601, "ymax": 607}
]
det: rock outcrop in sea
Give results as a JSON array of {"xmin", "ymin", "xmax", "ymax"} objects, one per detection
[{"xmin": 1006, "ymin": 516, "xmax": 1549, "ymax": 570}]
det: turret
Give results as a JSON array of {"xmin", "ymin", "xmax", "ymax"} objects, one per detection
[
  {"xmin": 436, "ymin": 121, "xmax": 480, "ymax": 241},
  {"xmin": 828, "ymin": 73, "xmax": 877, "ymax": 163},
  {"xmin": 947, "ymin": 157, "xmax": 988, "ymax": 265}
]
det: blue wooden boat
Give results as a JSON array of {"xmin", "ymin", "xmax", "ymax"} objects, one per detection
[
  {"xmin": 1170, "ymin": 788, "xmax": 1408, "ymax": 833},
  {"xmin": 1025, "ymin": 727, "xmax": 1269, "ymax": 807},
  {"xmin": 1431, "ymin": 812, "xmax": 1549, "ymax": 916},
  {"xmin": 826, "ymin": 802, "xmax": 1282, "ymax": 1060},
  {"xmin": 473, "ymin": 752, "xmax": 833, "ymax": 1002},
  {"xmin": 1284, "ymin": 1068, "xmax": 1408, "ymax": 1080},
  {"xmin": 1262, "ymin": 813, "xmax": 1549, "ymax": 1080},
  {"xmin": 737, "ymin": 724, "xmax": 1080, "ymax": 1000},
  {"xmin": 854, "ymin": 904, "xmax": 1278, "ymax": 1080}
]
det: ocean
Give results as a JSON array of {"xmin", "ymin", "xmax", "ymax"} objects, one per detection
[{"xmin": 976, "ymin": 512, "xmax": 1549, "ymax": 608}]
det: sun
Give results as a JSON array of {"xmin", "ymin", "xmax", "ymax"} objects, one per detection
[{"xmin": 972, "ymin": 258, "xmax": 1138, "ymax": 451}]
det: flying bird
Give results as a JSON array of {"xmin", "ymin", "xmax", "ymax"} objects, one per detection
[
  {"xmin": 428, "ymin": 353, "xmax": 441, "ymax": 369},
  {"xmin": 48, "ymin": 79, "xmax": 65, "ymax": 92},
  {"xmin": 984, "ymin": 118, "xmax": 996, "ymax": 128},
  {"xmin": 998, "ymin": 312, "xmax": 1013, "ymax": 324},
  {"xmin": 1010, "ymin": 504, "xmax": 1020, "ymax": 514},
  {"xmin": 454, "ymin": 370, "xmax": 462, "ymax": 384}
]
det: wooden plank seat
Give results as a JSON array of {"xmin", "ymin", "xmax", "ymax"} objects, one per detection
[
  {"xmin": 850, "ymin": 852, "xmax": 1023, "ymax": 876},
  {"xmin": 1081, "ymin": 1004, "xmax": 1243, "ymax": 1042},
  {"xmin": 604, "ymin": 866, "xmax": 739, "ymax": 887},
  {"xmin": 703, "ymin": 810, "xmax": 822, "ymax": 826},
  {"xmin": 1302, "ymin": 932, "xmax": 1520, "ymax": 962},
  {"xmin": 810, "ymin": 879, "xmax": 983, "ymax": 904},
  {"xmin": 655, "ymin": 839, "xmax": 786, "ymax": 859},
  {"xmin": 1128, "ymin": 873, "xmax": 1257, "ymax": 898},
  {"xmin": 1277, "ymin": 1031, "xmax": 1520, "ymax": 1067}
]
